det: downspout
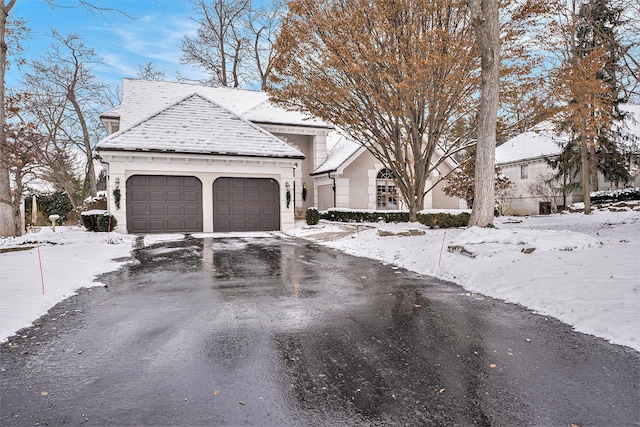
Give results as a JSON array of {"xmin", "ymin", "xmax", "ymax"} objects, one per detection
[{"xmin": 328, "ymin": 171, "xmax": 336, "ymax": 207}]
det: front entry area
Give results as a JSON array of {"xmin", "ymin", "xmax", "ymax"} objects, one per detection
[
  {"xmin": 126, "ymin": 175, "xmax": 203, "ymax": 234},
  {"xmin": 213, "ymin": 177, "xmax": 280, "ymax": 232}
]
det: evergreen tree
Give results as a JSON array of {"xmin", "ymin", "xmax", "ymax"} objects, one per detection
[{"xmin": 552, "ymin": 0, "xmax": 633, "ymax": 203}]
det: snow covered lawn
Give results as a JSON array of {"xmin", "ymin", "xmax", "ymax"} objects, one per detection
[
  {"xmin": 286, "ymin": 206, "xmax": 640, "ymax": 352},
  {"xmin": 1, "ymin": 207, "xmax": 639, "ymax": 353},
  {"xmin": 0, "ymin": 227, "xmax": 135, "ymax": 342}
]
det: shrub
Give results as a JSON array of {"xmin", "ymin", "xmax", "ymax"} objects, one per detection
[
  {"xmin": 591, "ymin": 187, "xmax": 640, "ymax": 204},
  {"xmin": 320, "ymin": 209, "xmax": 410, "ymax": 223},
  {"xmin": 306, "ymin": 207, "xmax": 321, "ymax": 225},
  {"xmin": 82, "ymin": 210, "xmax": 117, "ymax": 232},
  {"xmin": 315, "ymin": 208, "xmax": 469, "ymax": 228},
  {"xmin": 416, "ymin": 212, "xmax": 470, "ymax": 228},
  {"xmin": 97, "ymin": 214, "xmax": 117, "ymax": 232},
  {"xmin": 26, "ymin": 191, "xmax": 74, "ymax": 224}
]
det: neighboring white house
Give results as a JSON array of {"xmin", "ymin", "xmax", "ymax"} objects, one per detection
[
  {"xmin": 496, "ymin": 104, "xmax": 640, "ymax": 216},
  {"xmin": 96, "ymin": 79, "xmax": 464, "ymax": 233}
]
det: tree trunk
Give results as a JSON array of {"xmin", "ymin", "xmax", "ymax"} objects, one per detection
[
  {"xmin": 468, "ymin": 0, "xmax": 500, "ymax": 228},
  {"xmin": 0, "ymin": 0, "xmax": 17, "ymax": 238},
  {"xmin": 12, "ymin": 172, "xmax": 22, "ymax": 235},
  {"xmin": 589, "ymin": 142, "xmax": 598, "ymax": 191},
  {"xmin": 67, "ymin": 82, "xmax": 97, "ymax": 197},
  {"xmin": 581, "ymin": 133, "xmax": 591, "ymax": 214}
]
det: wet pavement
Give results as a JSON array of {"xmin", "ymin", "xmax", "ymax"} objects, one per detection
[{"xmin": 1, "ymin": 235, "xmax": 639, "ymax": 426}]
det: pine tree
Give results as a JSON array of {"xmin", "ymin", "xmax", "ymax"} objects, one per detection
[{"xmin": 551, "ymin": 0, "xmax": 633, "ymax": 213}]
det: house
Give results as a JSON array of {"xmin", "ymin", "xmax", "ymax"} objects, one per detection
[
  {"xmin": 496, "ymin": 104, "xmax": 640, "ymax": 216},
  {"xmin": 96, "ymin": 79, "xmax": 463, "ymax": 233}
]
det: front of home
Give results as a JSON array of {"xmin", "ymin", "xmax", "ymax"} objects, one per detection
[
  {"xmin": 96, "ymin": 79, "xmax": 464, "ymax": 233},
  {"xmin": 496, "ymin": 105, "xmax": 640, "ymax": 216}
]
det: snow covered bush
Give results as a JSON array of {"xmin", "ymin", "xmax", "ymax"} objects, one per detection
[
  {"xmin": 81, "ymin": 210, "xmax": 117, "ymax": 232},
  {"xmin": 591, "ymin": 187, "xmax": 640, "ymax": 204},
  {"xmin": 306, "ymin": 207, "xmax": 321, "ymax": 225}
]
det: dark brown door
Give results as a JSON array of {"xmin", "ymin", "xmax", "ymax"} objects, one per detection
[
  {"xmin": 126, "ymin": 175, "xmax": 203, "ymax": 233},
  {"xmin": 213, "ymin": 177, "xmax": 280, "ymax": 232}
]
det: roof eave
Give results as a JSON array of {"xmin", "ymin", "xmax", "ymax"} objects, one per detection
[
  {"xmin": 496, "ymin": 153, "xmax": 560, "ymax": 166},
  {"xmin": 251, "ymin": 120, "xmax": 334, "ymax": 130},
  {"xmin": 96, "ymin": 147, "xmax": 305, "ymax": 160}
]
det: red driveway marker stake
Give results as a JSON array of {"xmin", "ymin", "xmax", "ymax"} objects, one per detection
[{"xmin": 36, "ymin": 241, "xmax": 45, "ymax": 294}]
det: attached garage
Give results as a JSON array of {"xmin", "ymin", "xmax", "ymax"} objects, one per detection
[
  {"xmin": 213, "ymin": 177, "xmax": 280, "ymax": 232},
  {"xmin": 126, "ymin": 175, "xmax": 203, "ymax": 234},
  {"xmin": 97, "ymin": 89, "xmax": 312, "ymax": 233}
]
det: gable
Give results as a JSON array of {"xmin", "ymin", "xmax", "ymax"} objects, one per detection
[{"xmin": 97, "ymin": 94, "xmax": 304, "ymax": 159}]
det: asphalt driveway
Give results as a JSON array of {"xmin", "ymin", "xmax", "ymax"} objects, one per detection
[{"xmin": 1, "ymin": 235, "xmax": 639, "ymax": 426}]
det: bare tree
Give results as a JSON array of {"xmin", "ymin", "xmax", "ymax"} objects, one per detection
[
  {"xmin": 137, "ymin": 62, "xmax": 166, "ymax": 81},
  {"xmin": 180, "ymin": 0, "xmax": 251, "ymax": 87},
  {"xmin": 22, "ymin": 31, "xmax": 107, "ymax": 203},
  {"xmin": 1, "ymin": 0, "xmax": 126, "ymax": 237},
  {"xmin": 528, "ymin": 172, "xmax": 562, "ymax": 213},
  {"xmin": 442, "ymin": 151, "xmax": 515, "ymax": 210},
  {"xmin": 3, "ymin": 92, "xmax": 45, "ymax": 235},
  {"xmin": 244, "ymin": 0, "xmax": 283, "ymax": 90},
  {"xmin": 180, "ymin": 0, "xmax": 283, "ymax": 89}
]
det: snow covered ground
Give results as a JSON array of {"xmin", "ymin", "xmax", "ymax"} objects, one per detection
[
  {"xmin": 0, "ymin": 227, "xmax": 135, "ymax": 343},
  {"xmin": 1, "ymin": 206, "xmax": 639, "ymax": 353}
]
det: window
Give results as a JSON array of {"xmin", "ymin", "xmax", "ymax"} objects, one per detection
[
  {"xmin": 520, "ymin": 164, "xmax": 529, "ymax": 180},
  {"xmin": 376, "ymin": 169, "xmax": 398, "ymax": 210}
]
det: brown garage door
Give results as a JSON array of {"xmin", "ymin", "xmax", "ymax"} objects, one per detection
[
  {"xmin": 213, "ymin": 177, "xmax": 280, "ymax": 232},
  {"xmin": 126, "ymin": 175, "xmax": 203, "ymax": 234}
]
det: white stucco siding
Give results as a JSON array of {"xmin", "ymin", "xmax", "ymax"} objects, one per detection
[
  {"xmin": 498, "ymin": 160, "xmax": 576, "ymax": 215},
  {"xmin": 100, "ymin": 152, "xmax": 297, "ymax": 233}
]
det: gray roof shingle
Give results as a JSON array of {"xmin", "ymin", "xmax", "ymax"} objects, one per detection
[{"xmin": 97, "ymin": 94, "xmax": 304, "ymax": 159}]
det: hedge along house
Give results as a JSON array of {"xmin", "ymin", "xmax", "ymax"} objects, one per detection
[
  {"xmin": 97, "ymin": 79, "xmax": 465, "ymax": 234},
  {"xmin": 96, "ymin": 79, "xmax": 331, "ymax": 233},
  {"xmin": 496, "ymin": 104, "xmax": 640, "ymax": 216}
]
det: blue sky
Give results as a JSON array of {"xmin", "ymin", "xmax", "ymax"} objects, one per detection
[{"xmin": 8, "ymin": 0, "xmax": 206, "ymax": 89}]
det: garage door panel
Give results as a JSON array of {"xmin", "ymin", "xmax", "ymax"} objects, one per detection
[
  {"xmin": 148, "ymin": 220, "xmax": 167, "ymax": 231},
  {"xmin": 166, "ymin": 205, "xmax": 182, "ymax": 216},
  {"xmin": 149, "ymin": 191, "xmax": 166, "ymax": 202},
  {"xmin": 183, "ymin": 179, "xmax": 200, "ymax": 188},
  {"xmin": 183, "ymin": 205, "xmax": 199, "ymax": 216},
  {"xmin": 165, "ymin": 191, "xmax": 182, "ymax": 202},
  {"xmin": 247, "ymin": 206, "xmax": 261, "ymax": 216},
  {"xmin": 130, "ymin": 191, "xmax": 148, "ymax": 202},
  {"xmin": 126, "ymin": 175, "xmax": 203, "ymax": 234},
  {"xmin": 131, "ymin": 205, "xmax": 148, "ymax": 215},
  {"xmin": 213, "ymin": 177, "xmax": 280, "ymax": 232},
  {"xmin": 262, "ymin": 192, "xmax": 277, "ymax": 202},
  {"xmin": 216, "ymin": 193, "xmax": 231, "ymax": 202},
  {"xmin": 148, "ymin": 176, "xmax": 166, "ymax": 187},
  {"xmin": 166, "ymin": 220, "xmax": 183, "ymax": 230},
  {"xmin": 217, "ymin": 205, "xmax": 231, "ymax": 215},
  {"xmin": 165, "ymin": 176, "xmax": 182, "ymax": 186},
  {"xmin": 183, "ymin": 191, "xmax": 199, "ymax": 202},
  {"xmin": 184, "ymin": 219, "xmax": 200, "ymax": 230},
  {"xmin": 246, "ymin": 192, "xmax": 261, "ymax": 202},
  {"xmin": 262, "ymin": 206, "xmax": 276, "ymax": 216},
  {"xmin": 148, "ymin": 205, "xmax": 166, "ymax": 215}
]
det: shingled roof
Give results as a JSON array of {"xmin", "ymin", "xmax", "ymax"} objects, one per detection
[{"xmin": 97, "ymin": 93, "xmax": 304, "ymax": 159}]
